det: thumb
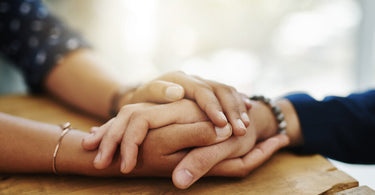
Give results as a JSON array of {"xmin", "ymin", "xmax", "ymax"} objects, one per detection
[{"xmin": 132, "ymin": 80, "xmax": 185, "ymax": 103}]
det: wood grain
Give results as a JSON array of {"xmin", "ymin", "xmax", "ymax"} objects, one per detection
[{"xmin": 0, "ymin": 95, "xmax": 359, "ymax": 194}]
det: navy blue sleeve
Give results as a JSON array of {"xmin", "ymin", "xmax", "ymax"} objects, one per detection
[
  {"xmin": 0, "ymin": 0, "xmax": 89, "ymax": 92},
  {"xmin": 285, "ymin": 90, "xmax": 375, "ymax": 164}
]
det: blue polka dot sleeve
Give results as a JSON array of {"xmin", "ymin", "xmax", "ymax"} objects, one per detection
[{"xmin": 0, "ymin": 0, "xmax": 89, "ymax": 92}]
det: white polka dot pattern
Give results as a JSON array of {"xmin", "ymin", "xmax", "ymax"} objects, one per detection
[
  {"xmin": 0, "ymin": 0, "xmax": 89, "ymax": 92},
  {"xmin": 19, "ymin": 2, "xmax": 31, "ymax": 15}
]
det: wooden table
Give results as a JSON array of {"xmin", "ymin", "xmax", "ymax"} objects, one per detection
[{"xmin": 0, "ymin": 95, "xmax": 361, "ymax": 194}]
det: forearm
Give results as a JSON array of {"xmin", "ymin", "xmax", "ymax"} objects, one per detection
[
  {"xmin": 0, "ymin": 113, "xmax": 121, "ymax": 176},
  {"xmin": 44, "ymin": 49, "xmax": 131, "ymax": 119},
  {"xmin": 0, "ymin": 113, "xmax": 60, "ymax": 173}
]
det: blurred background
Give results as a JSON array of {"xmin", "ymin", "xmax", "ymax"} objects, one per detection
[
  {"xmin": 43, "ymin": 0, "xmax": 375, "ymax": 100},
  {"xmin": 2, "ymin": 0, "xmax": 375, "ymax": 188}
]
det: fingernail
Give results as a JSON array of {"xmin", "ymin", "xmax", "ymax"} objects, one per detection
[
  {"xmin": 244, "ymin": 98, "xmax": 251, "ymax": 105},
  {"xmin": 237, "ymin": 119, "xmax": 247, "ymax": 134},
  {"xmin": 241, "ymin": 112, "xmax": 250, "ymax": 124},
  {"xmin": 215, "ymin": 124, "xmax": 232, "ymax": 138},
  {"xmin": 165, "ymin": 86, "xmax": 184, "ymax": 100},
  {"xmin": 218, "ymin": 111, "xmax": 228, "ymax": 123},
  {"xmin": 94, "ymin": 151, "xmax": 102, "ymax": 164},
  {"xmin": 175, "ymin": 169, "xmax": 194, "ymax": 188},
  {"xmin": 91, "ymin": 126, "xmax": 99, "ymax": 133}
]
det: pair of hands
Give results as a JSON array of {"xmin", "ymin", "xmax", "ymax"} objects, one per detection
[{"xmin": 81, "ymin": 71, "xmax": 289, "ymax": 189}]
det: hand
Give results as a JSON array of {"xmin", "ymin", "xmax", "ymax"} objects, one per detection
[
  {"xmin": 83, "ymin": 71, "xmax": 251, "ymax": 173},
  {"xmin": 121, "ymin": 71, "xmax": 251, "ymax": 136},
  {"xmin": 154, "ymin": 71, "xmax": 251, "ymax": 136},
  {"xmin": 170, "ymin": 100, "xmax": 291, "ymax": 189},
  {"xmin": 119, "ymin": 80, "xmax": 185, "ymax": 105},
  {"xmin": 129, "ymin": 121, "xmax": 234, "ymax": 177},
  {"xmin": 57, "ymin": 120, "xmax": 233, "ymax": 177},
  {"xmin": 207, "ymin": 134, "xmax": 289, "ymax": 177},
  {"xmin": 172, "ymin": 133, "xmax": 289, "ymax": 189},
  {"xmin": 82, "ymin": 100, "xmax": 233, "ymax": 173}
]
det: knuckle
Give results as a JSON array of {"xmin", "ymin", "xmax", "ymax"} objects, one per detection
[
  {"xmin": 119, "ymin": 104, "xmax": 138, "ymax": 113},
  {"xmin": 234, "ymin": 163, "xmax": 250, "ymax": 177},
  {"xmin": 192, "ymin": 80, "xmax": 213, "ymax": 92},
  {"xmin": 228, "ymin": 85, "xmax": 237, "ymax": 92},
  {"xmin": 194, "ymin": 122, "xmax": 215, "ymax": 145},
  {"xmin": 105, "ymin": 131, "xmax": 122, "ymax": 144},
  {"xmin": 217, "ymin": 83, "xmax": 234, "ymax": 92},
  {"xmin": 165, "ymin": 70, "xmax": 185, "ymax": 79},
  {"xmin": 130, "ymin": 110, "xmax": 143, "ymax": 119},
  {"xmin": 253, "ymin": 147, "xmax": 265, "ymax": 157},
  {"xmin": 222, "ymin": 105, "xmax": 241, "ymax": 117},
  {"xmin": 200, "ymin": 83, "xmax": 213, "ymax": 91},
  {"xmin": 190, "ymin": 151, "xmax": 216, "ymax": 173}
]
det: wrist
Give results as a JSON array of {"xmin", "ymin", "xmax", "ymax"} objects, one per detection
[
  {"xmin": 248, "ymin": 98, "xmax": 302, "ymax": 147},
  {"xmin": 248, "ymin": 100, "xmax": 279, "ymax": 141},
  {"xmin": 57, "ymin": 130, "xmax": 122, "ymax": 176},
  {"xmin": 109, "ymin": 86, "xmax": 137, "ymax": 118},
  {"xmin": 277, "ymin": 99, "xmax": 303, "ymax": 147}
]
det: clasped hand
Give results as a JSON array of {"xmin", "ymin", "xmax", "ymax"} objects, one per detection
[{"xmin": 81, "ymin": 71, "xmax": 289, "ymax": 189}]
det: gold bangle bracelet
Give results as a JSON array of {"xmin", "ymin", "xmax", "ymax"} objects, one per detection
[{"xmin": 52, "ymin": 122, "xmax": 72, "ymax": 175}]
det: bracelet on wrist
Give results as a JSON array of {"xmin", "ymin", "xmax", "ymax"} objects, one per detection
[
  {"xmin": 52, "ymin": 122, "xmax": 72, "ymax": 175},
  {"xmin": 249, "ymin": 95, "xmax": 287, "ymax": 134}
]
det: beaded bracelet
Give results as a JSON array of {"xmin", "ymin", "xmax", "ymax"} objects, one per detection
[
  {"xmin": 52, "ymin": 122, "xmax": 72, "ymax": 174},
  {"xmin": 249, "ymin": 95, "xmax": 287, "ymax": 134}
]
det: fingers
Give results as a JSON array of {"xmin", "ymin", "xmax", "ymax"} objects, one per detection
[
  {"xmin": 172, "ymin": 134, "xmax": 289, "ymax": 189},
  {"xmin": 188, "ymin": 83, "xmax": 228, "ymax": 127},
  {"xmin": 172, "ymin": 133, "xmax": 250, "ymax": 189},
  {"xmin": 147, "ymin": 122, "xmax": 233, "ymax": 155},
  {"xmin": 212, "ymin": 83, "xmax": 249, "ymax": 136},
  {"xmin": 81, "ymin": 118, "xmax": 115, "ymax": 150},
  {"xmin": 241, "ymin": 93, "xmax": 252, "ymax": 110},
  {"xmin": 119, "ymin": 100, "xmax": 209, "ymax": 174},
  {"xmin": 207, "ymin": 134, "xmax": 290, "ymax": 177},
  {"xmin": 161, "ymin": 72, "xmax": 229, "ymax": 127},
  {"xmin": 131, "ymin": 80, "xmax": 184, "ymax": 103},
  {"xmin": 174, "ymin": 73, "xmax": 248, "ymax": 134},
  {"xmin": 158, "ymin": 71, "xmax": 252, "ymax": 136},
  {"xmin": 93, "ymin": 105, "xmax": 141, "ymax": 169},
  {"xmin": 172, "ymin": 142, "xmax": 232, "ymax": 189},
  {"xmin": 171, "ymin": 126, "xmax": 256, "ymax": 189}
]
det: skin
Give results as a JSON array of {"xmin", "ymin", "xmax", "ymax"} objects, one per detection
[
  {"xmin": 170, "ymin": 98, "xmax": 303, "ymax": 189},
  {"xmin": 0, "ymin": 100, "xmax": 288, "ymax": 177},
  {"xmin": 1, "ymin": 48, "xmax": 302, "ymax": 189},
  {"xmin": 82, "ymin": 98, "xmax": 302, "ymax": 189},
  {"xmin": 82, "ymin": 100, "xmax": 233, "ymax": 173},
  {"xmin": 45, "ymin": 49, "xmax": 250, "ymax": 131},
  {"xmin": 0, "ymin": 112, "xmax": 226, "ymax": 175},
  {"xmin": 44, "ymin": 49, "xmax": 251, "ymax": 173}
]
